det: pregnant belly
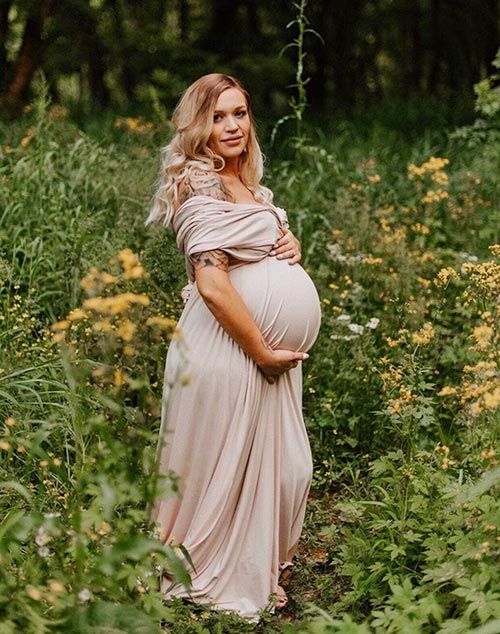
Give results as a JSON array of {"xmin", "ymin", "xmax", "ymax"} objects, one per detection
[{"xmin": 229, "ymin": 257, "xmax": 321, "ymax": 352}]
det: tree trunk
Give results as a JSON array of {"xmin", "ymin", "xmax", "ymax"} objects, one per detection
[
  {"xmin": 0, "ymin": 0, "xmax": 12, "ymax": 91},
  {"xmin": 1, "ymin": 0, "xmax": 53, "ymax": 113}
]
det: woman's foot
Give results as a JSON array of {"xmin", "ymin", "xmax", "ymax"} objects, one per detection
[{"xmin": 274, "ymin": 585, "xmax": 288, "ymax": 609}]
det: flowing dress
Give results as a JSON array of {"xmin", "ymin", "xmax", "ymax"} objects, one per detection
[{"xmin": 150, "ymin": 195, "xmax": 321, "ymax": 619}]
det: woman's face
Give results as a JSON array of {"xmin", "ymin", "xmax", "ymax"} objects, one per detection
[{"xmin": 207, "ymin": 88, "xmax": 251, "ymax": 161}]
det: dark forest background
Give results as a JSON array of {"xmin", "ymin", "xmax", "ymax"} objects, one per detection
[{"xmin": 1, "ymin": 0, "xmax": 499, "ymax": 122}]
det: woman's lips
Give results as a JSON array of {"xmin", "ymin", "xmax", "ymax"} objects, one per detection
[{"xmin": 222, "ymin": 136, "xmax": 243, "ymax": 145}]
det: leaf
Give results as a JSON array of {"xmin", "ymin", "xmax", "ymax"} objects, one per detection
[
  {"xmin": 0, "ymin": 480, "xmax": 32, "ymax": 503},
  {"xmin": 66, "ymin": 601, "xmax": 157, "ymax": 634},
  {"xmin": 456, "ymin": 466, "xmax": 500, "ymax": 504},
  {"xmin": 468, "ymin": 620, "xmax": 500, "ymax": 634}
]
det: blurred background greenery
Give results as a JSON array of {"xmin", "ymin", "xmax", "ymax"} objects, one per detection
[{"xmin": 0, "ymin": 0, "xmax": 499, "ymax": 125}]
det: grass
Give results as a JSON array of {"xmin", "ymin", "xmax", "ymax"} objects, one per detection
[{"xmin": 0, "ymin": 93, "xmax": 499, "ymax": 633}]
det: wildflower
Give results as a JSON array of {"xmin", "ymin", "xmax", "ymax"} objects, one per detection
[
  {"xmin": 421, "ymin": 189, "xmax": 449, "ymax": 204},
  {"xmin": 4, "ymin": 417, "xmax": 15, "ymax": 427},
  {"xmin": 435, "ymin": 267, "xmax": 460, "ymax": 286},
  {"xmin": 368, "ymin": 174, "xmax": 381, "ymax": 183},
  {"xmin": 118, "ymin": 248, "xmax": 147, "ymax": 280},
  {"xmin": 348, "ymin": 323, "xmax": 364, "ymax": 335},
  {"xmin": 78, "ymin": 588, "xmax": 93, "ymax": 603},
  {"xmin": 365, "ymin": 318, "xmax": 380, "ymax": 329},
  {"xmin": 483, "ymin": 388, "xmax": 500, "ymax": 411},
  {"xmin": 442, "ymin": 457, "xmax": 456, "ymax": 470},
  {"xmin": 471, "ymin": 325, "xmax": 494, "ymax": 351},
  {"xmin": 411, "ymin": 223, "xmax": 430, "ymax": 235},
  {"xmin": 67, "ymin": 308, "xmax": 87, "ymax": 321},
  {"xmin": 50, "ymin": 320, "xmax": 71, "ymax": 332},
  {"xmin": 26, "ymin": 586, "xmax": 42, "ymax": 601},
  {"xmin": 0, "ymin": 440, "xmax": 11, "ymax": 451},
  {"xmin": 114, "ymin": 369, "xmax": 126, "ymax": 387},
  {"xmin": 481, "ymin": 448, "xmax": 496, "ymax": 460},
  {"xmin": 363, "ymin": 256, "xmax": 382, "ymax": 265},
  {"xmin": 431, "ymin": 171, "xmax": 449, "ymax": 186},
  {"xmin": 92, "ymin": 319, "xmax": 114, "ymax": 333},
  {"xmin": 336, "ymin": 313, "xmax": 351, "ymax": 324},
  {"xmin": 146, "ymin": 316, "xmax": 177, "ymax": 331},
  {"xmin": 412, "ymin": 323, "xmax": 435, "ymax": 345},
  {"xmin": 35, "ymin": 527, "xmax": 51, "ymax": 547},
  {"xmin": 38, "ymin": 546, "xmax": 50, "ymax": 558},
  {"xmin": 437, "ymin": 386, "xmax": 457, "ymax": 397},
  {"xmin": 98, "ymin": 521, "xmax": 112, "ymax": 535},
  {"xmin": 115, "ymin": 319, "xmax": 137, "ymax": 342}
]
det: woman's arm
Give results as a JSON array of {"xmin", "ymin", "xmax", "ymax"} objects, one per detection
[{"xmin": 191, "ymin": 249, "xmax": 307, "ymax": 382}]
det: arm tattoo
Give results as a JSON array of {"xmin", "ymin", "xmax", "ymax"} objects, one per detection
[
  {"xmin": 190, "ymin": 249, "xmax": 229, "ymax": 272},
  {"xmin": 179, "ymin": 171, "xmax": 235, "ymax": 205}
]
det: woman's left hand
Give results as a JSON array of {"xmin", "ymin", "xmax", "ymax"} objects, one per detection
[{"xmin": 269, "ymin": 228, "xmax": 302, "ymax": 265}]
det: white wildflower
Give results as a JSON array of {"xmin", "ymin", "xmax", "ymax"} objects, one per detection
[
  {"xmin": 78, "ymin": 588, "xmax": 93, "ymax": 603},
  {"xmin": 366, "ymin": 318, "xmax": 380, "ymax": 329},
  {"xmin": 348, "ymin": 323, "xmax": 364, "ymax": 335},
  {"xmin": 336, "ymin": 313, "xmax": 351, "ymax": 323}
]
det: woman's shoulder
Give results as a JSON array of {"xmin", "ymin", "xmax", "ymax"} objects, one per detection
[{"xmin": 178, "ymin": 169, "xmax": 235, "ymax": 206}]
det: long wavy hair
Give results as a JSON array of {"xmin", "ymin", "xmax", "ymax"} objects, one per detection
[{"xmin": 146, "ymin": 73, "xmax": 273, "ymax": 228}]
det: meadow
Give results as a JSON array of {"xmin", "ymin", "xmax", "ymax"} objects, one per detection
[{"xmin": 0, "ymin": 79, "xmax": 499, "ymax": 633}]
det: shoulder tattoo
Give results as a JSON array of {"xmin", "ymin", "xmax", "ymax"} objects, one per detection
[
  {"xmin": 189, "ymin": 249, "xmax": 229, "ymax": 272},
  {"xmin": 179, "ymin": 171, "xmax": 235, "ymax": 205}
]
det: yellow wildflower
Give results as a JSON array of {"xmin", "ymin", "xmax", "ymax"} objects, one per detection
[
  {"xmin": 92, "ymin": 319, "xmax": 114, "ymax": 333},
  {"xmin": 421, "ymin": 189, "xmax": 449, "ymax": 204},
  {"xmin": 51, "ymin": 320, "xmax": 71, "ymax": 332},
  {"xmin": 113, "ymin": 369, "xmax": 126, "ymax": 387},
  {"xmin": 115, "ymin": 319, "xmax": 137, "ymax": 342},
  {"xmin": 83, "ymin": 292, "xmax": 150, "ymax": 315},
  {"xmin": 368, "ymin": 174, "xmax": 381, "ymax": 183},
  {"xmin": 26, "ymin": 586, "xmax": 42, "ymax": 601},
  {"xmin": 437, "ymin": 386, "xmax": 457, "ymax": 397},
  {"xmin": 0, "ymin": 440, "xmax": 11, "ymax": 451},
  {"xmin": 67, "ymin": 308, "xmax": 87, "ymax": 321},
  {"xmin": 48, "ymin": 580, "xmax": 66, "ymax": 593},
  {"xmin": 481, "ymin": 448, "xmax": 496, "ymax": 460},
  {"xmin": 118, "ymin": 248, "xmax": 147, "ymax": 280},
  {"xmin": 146, "ymin": 316, "xmax": 177, "ymax": 330},
  {"xmin": 472, "ymin": 325, "xmax": 494, "ymax": 351},
  {"xmin": 411, "ymin": 223, "xmax": 430, "ymax": 235},
  {"xmin": 435, "ymin": 267, "xmax": 459, "ymax": 286},
  {"xmin": 412, "ymin": 323, "xmax": 435, "ymax": 345},
  {"xmin": 483, "ymin": 388, "xmax": 500, "ymax": 411},
  {"xmin": 363, "ymin": 256, "xmax": 382, "ymax": 266}
]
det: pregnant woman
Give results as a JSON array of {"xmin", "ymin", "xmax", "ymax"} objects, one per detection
[{"xmin": 146, "ymin": 73, "xmax": 321, "ymax": 620}]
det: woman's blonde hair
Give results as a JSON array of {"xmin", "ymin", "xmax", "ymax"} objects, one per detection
[{"xmin": 146, "ymin": 73, "xmax": 272, "ymax": 227}]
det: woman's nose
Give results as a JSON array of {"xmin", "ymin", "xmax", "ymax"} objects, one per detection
[{"xmin": 224, "ymin": 115, "xmax": 239, "ymax": 131}]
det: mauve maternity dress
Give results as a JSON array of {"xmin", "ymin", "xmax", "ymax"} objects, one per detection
[{"xmin": 149, "ymin": 195, "xmax": 321, "ymax": 619}]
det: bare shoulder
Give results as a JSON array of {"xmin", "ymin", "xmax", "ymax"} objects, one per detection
[{"xmin": 178, "ymin": 170, "xmax": 235, "ymax": 205}]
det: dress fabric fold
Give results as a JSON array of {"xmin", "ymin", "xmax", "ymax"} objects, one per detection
[{"xmin": 150, "ymin": 195, "xmax": 322, "ymax": 619}]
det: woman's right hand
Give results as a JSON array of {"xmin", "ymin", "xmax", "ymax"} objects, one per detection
[{"xmin": 258, "ymin": 349, "xmax": 309, "ymax": 384}]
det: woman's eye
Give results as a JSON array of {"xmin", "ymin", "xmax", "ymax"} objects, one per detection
[
  {"xmin": 213, "ymin": 114, "xmax": 223, "ymax": 122},
  {"xmin": 236, "ymin": 110, "xmax": 247, "ymax": 117}
]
